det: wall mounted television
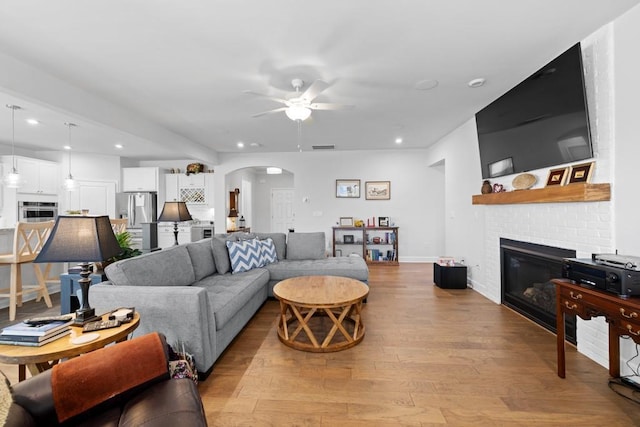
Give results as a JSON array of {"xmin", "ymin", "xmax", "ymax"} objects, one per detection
[{"xmin": 476, "ymin": 43, "xmax": 593, "ymax": 179}]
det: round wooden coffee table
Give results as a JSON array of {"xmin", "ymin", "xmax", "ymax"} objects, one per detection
[
  {"xmin": 0, "ymin": 312, "xmax": 139, "ymax": 381},
  {"xmin": 273, "ymin": 276, "xmax": 368, "ymax": 352}
]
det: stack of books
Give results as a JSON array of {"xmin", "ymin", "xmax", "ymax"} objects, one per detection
[{"xmin": 0, "ymin": 320, "xmax": 72, "ymax": 347}]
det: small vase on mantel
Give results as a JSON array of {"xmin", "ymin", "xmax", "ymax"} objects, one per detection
[{"xmin": 481, "ymin": 180, "xmax": 493, "ymax": 194}]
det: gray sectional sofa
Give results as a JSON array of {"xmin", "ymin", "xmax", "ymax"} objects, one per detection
[{"xmin": 91, "ymin": 231, "xmax": 368, "ymax": 376}]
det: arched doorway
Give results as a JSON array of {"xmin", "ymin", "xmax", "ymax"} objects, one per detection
[{"xmin": 225, "ymin": 166, "xmax": 294, "ymax": 233}]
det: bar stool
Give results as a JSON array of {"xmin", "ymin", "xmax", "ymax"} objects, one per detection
[
  {"xmin": 110, "ymin": 218, "xmax": 128, "ymax": 234},
  {"xmin": 0, "ymin": 221, "xmax": 55, "ymax": 320}
]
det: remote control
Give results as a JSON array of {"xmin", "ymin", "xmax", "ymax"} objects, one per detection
[
  {"xmin": 82, "ymin": 319, "xmax": 121, "ymax": 332},
  {"xmin": 23, "ymin": 315, "xmax": 73, "ymax": 325}
]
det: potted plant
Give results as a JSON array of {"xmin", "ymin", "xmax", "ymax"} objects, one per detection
[{"xmin": 95, "ymin": 231, "xmax": 142, "ymax": 271}]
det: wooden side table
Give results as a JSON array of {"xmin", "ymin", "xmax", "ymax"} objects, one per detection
[{"xmin": 0, "ymin": 312, "xmax": 139, "ymax": 381}]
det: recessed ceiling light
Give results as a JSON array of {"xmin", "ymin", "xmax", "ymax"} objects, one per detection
[
  {"xmin": 114, "ymin": 144, "xmax": 123, "ymax": 149},
  {"xmin": 395, "ymin": 138, "xmax": 403, "ymax": 144},
  {"xmin": 266, "ymin": 167, "xmax": 282, "ymax": 175},
  {"xmin": 63, "ymin": 145, "xmax": 71, "ymax": 150},
  {"xmin": 414, "ymin": 79, "xmax": 439, "ymax": 91},
  {"xmin": 468, "ymin": 78, "xmax": 486, "ymax": 88},
  {"xmin": 25, "ymin": 118, "xmax": 39, "ymax": 125},
  {"xmin": 249, "ymin": 142, "xmax": 261, "ymax": 147},
  {"xmin": 237, "ymin": 142, "xmax": 245, "ymax": 148}
]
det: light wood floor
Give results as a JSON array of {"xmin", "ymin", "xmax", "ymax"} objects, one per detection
[
  {"xmin": 199, "ymin": 263, "xmax": 640, "ymax": 426},
  {"xmin": 2, "ymin": 264, "xmax": 639, "ymax": 425}
]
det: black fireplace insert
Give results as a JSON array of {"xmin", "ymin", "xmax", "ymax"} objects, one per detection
[{"xmin": 500, "ymin": 238, "xmax": 577, "ymax": 344}]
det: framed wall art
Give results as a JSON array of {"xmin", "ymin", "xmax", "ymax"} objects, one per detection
[
  {"xmin": 365, "ymin": 181, "xmax": 390, "ymax": 200},
  {"xmin": 545, "ymin": 167, "xmax": 569, "ymax": 186},
  {"xmin": 336, "ymin": 179, "xmax": 360, "ymax": 198},
  {"xmin": 568, "ymin": 162, "xmax": 594, "ymax": 184},
  {"xmin": 339, "ymin": 217, "xmax": 354, "ymax": 227}
]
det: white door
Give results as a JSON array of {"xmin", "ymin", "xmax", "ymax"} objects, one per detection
[
  {"xmin": 68, "ymin": 180, "xmax": 117, "ymax": 217},
  {"xmin": 271, "ymin": 188, "xmax": 294, "ymax": 233},
  {"xmin": 241, "ymin": 178, "xmax": 252, "ymax": 228}
]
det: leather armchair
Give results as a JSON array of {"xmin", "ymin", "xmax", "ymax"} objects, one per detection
[{"xmin": 5, "ymin": 332, "xmax": 207, "ymax": 426}]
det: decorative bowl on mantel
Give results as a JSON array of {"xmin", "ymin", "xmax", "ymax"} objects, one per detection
[{"xmin": 512, "ymin": 173, "xmax": 537, "ymax": 190}]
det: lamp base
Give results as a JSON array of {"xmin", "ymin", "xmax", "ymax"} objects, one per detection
[{"xmin": 73, "ymin": 307, "xmax": 101, "ymax": 326}]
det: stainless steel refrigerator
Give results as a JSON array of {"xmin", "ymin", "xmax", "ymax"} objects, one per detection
[
  {"xmin": 124, "ymin": 192, "xmax": 157, "ymax": 228},
  {"xmin": 120, "ymin": 192, "xmax": 157, "ymax": 251}
]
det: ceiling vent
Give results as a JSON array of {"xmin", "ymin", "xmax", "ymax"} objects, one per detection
[{"xmin": 312, "ymin": 144, "xmax": 335, "ymax": 150}]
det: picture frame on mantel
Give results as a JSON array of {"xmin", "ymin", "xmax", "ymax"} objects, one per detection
[
  {"xmin": 336, "ymin": 179, "xmax": 361, "ymax": 198},
  {"xmin": 545, "ymin": 167, "xmax": 569, "ymax": 187},
  {"xmin": 365, "ymin": 181, "xmax": 391, "ymax": 200},
  {"xmin": 568, "ymin": 162, "xmax": 595, "ymax": 184}
]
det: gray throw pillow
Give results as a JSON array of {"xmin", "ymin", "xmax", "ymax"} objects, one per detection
[
  {"xmin": 286, "ymin": 232, "xmax": 326, "ymax": 260},
  {"xmin": 186, "ymin": 239, "xmax": 216, "ymax": 280},
  {"xmin": 211, "ymin": 237, "xmax": 231, "ymax": 274}
]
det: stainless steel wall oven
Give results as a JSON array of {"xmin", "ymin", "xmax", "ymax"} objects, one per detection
[{"xmin": 18, "ymin": 201, "xmax": 58, "ymax": 222}]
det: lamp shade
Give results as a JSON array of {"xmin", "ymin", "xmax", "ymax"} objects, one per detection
[
  {"xmin": 35, "ymin": 215, "xmax": 122, "ymax": 263},
  {"xmin": 158, "ymin": 201, "xmax": 192, "ymax": 223}
]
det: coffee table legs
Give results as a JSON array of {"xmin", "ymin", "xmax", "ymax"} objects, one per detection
[{"xmin": 277, "ymin": 300, "xmax": 365, "ymax": 352}]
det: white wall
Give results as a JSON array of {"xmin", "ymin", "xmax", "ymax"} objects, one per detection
[
  {"xmin": 212, "ymin": 149, "xmax": 446, "ymax": 260},
  {"xmin": 613, "ymin": 4, "xmax": 640, "ymax": 376}
]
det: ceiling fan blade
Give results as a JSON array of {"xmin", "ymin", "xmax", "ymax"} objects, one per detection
[
  {"xmin": 300, "ymin": 80, "xmax": 329, "ymax": 102},
  {"xmin": 251, "ymin": 107, "xmax": 288, "ymax": 118},
  {"xmin": 310, "ymin": 103, "xmax": 355, "ymax": 111},
  {"xmin": 243, "ymin": 90, "xmax": 288, "ymax": 105}
]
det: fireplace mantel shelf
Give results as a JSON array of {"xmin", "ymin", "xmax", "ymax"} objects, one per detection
[{"xmin": 472, "ymin": 183, "xmax": 610, "ymax": 205}]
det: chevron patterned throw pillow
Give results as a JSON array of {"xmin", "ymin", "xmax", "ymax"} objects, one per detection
[
  {"xmin": 258, "ymin": 238, "xmax": 278, "ymax": 265},
  {"xmin": 226, "ymin": 238, "xmax": 263, "ymax": 274}
]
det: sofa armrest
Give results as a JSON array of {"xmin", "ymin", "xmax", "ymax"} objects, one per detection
[
  {"xmin": 91, "ymin": 284, "xmax": 216, "ymax": 373},
  {"xmin": 10, "ymin": 333, "xmax": 170, "ymax": 425}
]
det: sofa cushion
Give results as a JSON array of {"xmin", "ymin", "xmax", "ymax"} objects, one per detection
[
  {"xmin": 258, "ymin": 238, "xmax": 278, "ymax": 265},
  {"xmin": 254, "ymin": 233, "xmax": 286, "ymax": 261},
  {"xmin": 226, "ymin": 239, "xmax": 263, "ymax": 273},
  {"xmin": 105, "ymin": 246, "xmax": 195, "ymax": 287},
  {"xmin": 286, "ymin": 232, "xmax": 326, "ymax": 260},
  {"xmin": 266, "ymin": 257, "xmax": 369, "ymax": 282},
  {"xmin": 195, "ymin": 268, "xmax": 269, "ymax": 331},
  {"xmin": 186, "ymin": 239, "xmax": 216, "ymax": 281}
]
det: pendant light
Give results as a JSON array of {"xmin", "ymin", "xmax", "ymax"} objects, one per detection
[
  {"xmin": 4, "ymin": 104, "xmax": 23, "ymax": 188},
  {"xmin": 63, "ymin": 122, "xmax": 77, "ymax": 191}
]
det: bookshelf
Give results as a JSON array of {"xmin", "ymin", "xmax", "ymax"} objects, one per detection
[{"xmin": 332, "ymin": 226, "xmax": 399, "ymax": 266}]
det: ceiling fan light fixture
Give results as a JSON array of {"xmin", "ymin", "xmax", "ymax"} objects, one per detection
[
  {"xmin": 266, "ymin": 167, "xmax": 282, "ymax": 175},
  {"xmin": 285, "ymin": 105, "xmax": 312, "ymax": 122}
]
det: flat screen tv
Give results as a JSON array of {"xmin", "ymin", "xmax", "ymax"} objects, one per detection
[{"xmin": 476, "ymin": 43, "xmax": 593, "ymax": 179}]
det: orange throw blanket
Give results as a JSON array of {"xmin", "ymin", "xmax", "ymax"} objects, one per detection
[{"xmin": 51, "ymin": 332, "xmax": 168, "ymax": 423}]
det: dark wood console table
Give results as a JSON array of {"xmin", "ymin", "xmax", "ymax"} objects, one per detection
[{"xmin": 553, "ymin": 278, "xmax": 640, "ymax": 378}]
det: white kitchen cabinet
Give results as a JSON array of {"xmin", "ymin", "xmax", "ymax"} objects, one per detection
[
  {"xmin": 158, "ymin": 224, "xmax": 192, "ymax": 248},
  {"xmin": 17, "ymin": 157, "xmax": 58, "ymax": 195},
  {"xmin": 178, "ymin": 173, "xmax": 205, "ymax": 188},
  {"xmin": 165, "ymin": 174, "xmax": 178, "ymax": 202},
  {"xmin": 122, "ymin": 167, "xmax": 159, "ymax": 192}
]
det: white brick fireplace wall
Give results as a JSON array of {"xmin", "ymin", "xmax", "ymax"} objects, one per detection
[{"xmin": 476, "ymin": 27, "xmax": 616, "ymax": 368}]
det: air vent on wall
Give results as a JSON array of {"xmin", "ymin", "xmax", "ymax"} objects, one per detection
[{"xmin": 312, "ymin": 144, "xmax": 335, "ymax": 150}]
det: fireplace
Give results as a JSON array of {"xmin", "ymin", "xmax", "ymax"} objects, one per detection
[{"xmin": 500, "ymin": 238, "xmax": 576, "ymax": 344}]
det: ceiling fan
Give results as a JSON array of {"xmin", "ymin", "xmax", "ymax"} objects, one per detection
[{"xmin": 244, "ymin": 78, "xmax": 354, "ymax": 122}]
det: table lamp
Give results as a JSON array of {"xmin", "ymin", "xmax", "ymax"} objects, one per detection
[
  {"xmin": 158, "ymin": 201, "xmax": 192, "ymax": 246},
  {"xmin": 35, "ymin": 215, "xmax": 122, "ymax": 325}
]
